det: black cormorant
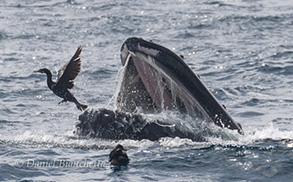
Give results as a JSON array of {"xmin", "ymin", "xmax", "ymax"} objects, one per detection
[
  {"xmin": 34, "ymin": 46, "xmax": 87, "ymax": 111},
  {"xmin": 109, "ymin": 144, "xmax": 130, "ymax": 165}
]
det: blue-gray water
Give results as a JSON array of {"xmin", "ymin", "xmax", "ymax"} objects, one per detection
[{"xmin": 1, "ymin": 0, "xmax": 293, "ymax": 181}]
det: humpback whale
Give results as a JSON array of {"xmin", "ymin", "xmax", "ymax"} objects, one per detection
[{"xmin": 76, "ymin": 37, "xmax": 243, "ymax": 141}]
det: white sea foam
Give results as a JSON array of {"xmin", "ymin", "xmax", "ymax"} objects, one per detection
[{"xmin": 3, "ymin": 113, "xmax": 292, "ymax": 150}]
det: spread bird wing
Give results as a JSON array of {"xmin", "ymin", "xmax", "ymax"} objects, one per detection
[{"xmin": 56, "ymin": 46, "xmax": 82, "ymax": 89}]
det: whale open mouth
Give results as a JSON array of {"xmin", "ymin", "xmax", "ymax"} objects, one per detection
[{"xmin": 117, "ymin": 37, "xmax": 243, "ymax": 135}]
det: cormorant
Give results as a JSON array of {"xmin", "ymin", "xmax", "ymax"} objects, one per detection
[
  {"xmin": 109, "ymin": 144, "xmax": 130, "ymax": 165},
  {"xmin": 34, "ymin": 46, "xmax": 87, "ymax": 111}
]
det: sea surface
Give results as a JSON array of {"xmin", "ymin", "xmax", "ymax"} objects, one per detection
[{"xmin": 1, "ymin": 0, "xmax": 293, "ymax": 181}]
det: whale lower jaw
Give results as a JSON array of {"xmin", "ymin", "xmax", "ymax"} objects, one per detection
[{"xmin": 76, "ymin": 108, "xmax": 205, "ymax": 141}]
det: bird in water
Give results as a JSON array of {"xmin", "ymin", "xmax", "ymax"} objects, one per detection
[
  {"xmin": 109, "ymin": 144, "xmax": 130, "ymax": 165},
  {"xmin": 34, "ymin": 46, "xmax": 87, "ymax": 111}
]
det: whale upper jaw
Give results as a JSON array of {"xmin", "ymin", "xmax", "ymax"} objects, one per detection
[{"xmin": 118, "ymin": 37, "xmax": 243, "ymax": 135}]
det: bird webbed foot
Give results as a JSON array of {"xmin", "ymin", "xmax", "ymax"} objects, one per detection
[
  {"xmin": 76, "ymin": 103, "xmax": 88, "ymax": 111},
  {"xmin": 58, "ymin": 99, "xmax": 66, "ymax": 105}
]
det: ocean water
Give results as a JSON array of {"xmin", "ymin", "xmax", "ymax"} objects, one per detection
[{"xmin": 1, "ymin": 0, "xmax": 293, "ymax": 181}]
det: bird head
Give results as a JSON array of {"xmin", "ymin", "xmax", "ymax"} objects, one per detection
[
  {"xmin": 34, "ymin": 68, "xmax": 49, "ymax": 74},
  {"xmin": 115, "ymin": 144, "xmax": 127, "ymax": 151}
]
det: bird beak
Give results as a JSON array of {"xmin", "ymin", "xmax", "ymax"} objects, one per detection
[{"xmin": 34, "ymin": 69, "xmax": 41, "ymax": 73}]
